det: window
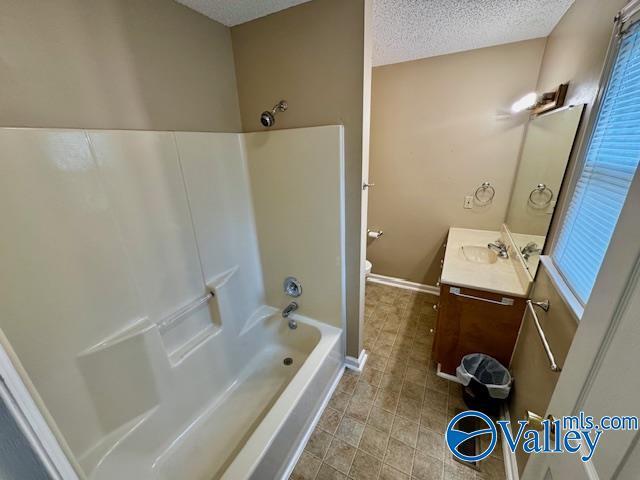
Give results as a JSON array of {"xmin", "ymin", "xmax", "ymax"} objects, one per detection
[{"xmin": 553, "ymin": 19, "xmax": 640, "ymax": 304}]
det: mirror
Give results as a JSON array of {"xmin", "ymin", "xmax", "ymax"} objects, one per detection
[{"xmin": 505, "ymin": 104, "xmax": 584, "ymax": 276}]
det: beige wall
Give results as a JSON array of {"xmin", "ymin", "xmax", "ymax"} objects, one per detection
[
  {"xmin": 231, "ymin": 0, "xmax": 366, "ymax": 356},
  {"xmin": 0, "ymin": 0, "xmax": 241, "ymax": 131},
  {"xmin": 536, "ymin": 0, "xmax": 628, "ymax": 244},
  {"xmin": 368, "ymin": 39, "xmax": 546, "ymax": 285}
]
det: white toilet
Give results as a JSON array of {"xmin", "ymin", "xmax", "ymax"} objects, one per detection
[{"xmin": 365, "ymin": 260, "xmax": 372, "ymax": 276}]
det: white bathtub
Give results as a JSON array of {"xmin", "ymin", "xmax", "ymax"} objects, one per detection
[
  {"xmin": 224, "ymin": 314, "xmax": 343, "ymax": 480},
  {"xmin": 0, "ymin": 127, "xmax": 346, "ymax": 480},
  {"xmin": 0, "ymin": 126, "xmax": 346, "ymax": 480},
  {"xmin": 83, "ymin": 307, "xmax": 343, "ymax": 480}
]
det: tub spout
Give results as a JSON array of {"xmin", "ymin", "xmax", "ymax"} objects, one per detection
[{"xmin": 282, "ymin": 302, "xmax": 298, "ymax": 329}]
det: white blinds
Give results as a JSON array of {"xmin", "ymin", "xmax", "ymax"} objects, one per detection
[{"xmin": 553, "ymin": 20, "xmax": 640, "ymax": 304}]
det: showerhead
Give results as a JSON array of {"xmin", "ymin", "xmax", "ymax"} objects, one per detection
[
  {"xmin": 260, "ymin": 111, "xmax": 275, "ymax": 127},
  {"xmin": 260, "ymin": 100, "xmax": 288, "ymax": 127}
]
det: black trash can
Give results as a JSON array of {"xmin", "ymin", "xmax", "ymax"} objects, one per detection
[{"xmin": 456, "ymin": 353, "xmax": 512, "ymax": 416}]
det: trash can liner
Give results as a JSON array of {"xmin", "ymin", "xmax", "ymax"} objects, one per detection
[{"xmin": 456, "ymin": 353, "xmax": 512, "ymax": 400}]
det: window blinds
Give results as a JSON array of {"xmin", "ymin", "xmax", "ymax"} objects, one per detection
[{"xmin": 553, "ymin": 20, "xmax": 640, "ymax": 304}]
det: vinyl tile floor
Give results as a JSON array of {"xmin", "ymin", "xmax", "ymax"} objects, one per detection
[{"xmin": 290, "ymin": 283, "xmax": 506, "ymax": 480}]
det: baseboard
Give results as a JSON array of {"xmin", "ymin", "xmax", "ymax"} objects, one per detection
[
  {"xmin": 500, "ymin": 405, "xmax": 520, "ymax": 480},
  {"xmin": 345, "ymin": 349, "xmax": 368, "ymax": 373},
  {"xmin": 279, "ymin": 364, "xmax": 344, "ymax": 480},
  {"xmin": 367, "ymin": 273, "xmax": 440, "ymax": 296}
]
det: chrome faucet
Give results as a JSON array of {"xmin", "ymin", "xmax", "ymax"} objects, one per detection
[
  {"xmin": 282, "ymin": 302, "xmax": 298, "ymax": 329},
  {"xmin": 521, "ymin": 242, "xmax": 542, "ymax": 260},
  {"xmin": 487, "ymin": 240, "xmax": 509, "ymax": 259}
]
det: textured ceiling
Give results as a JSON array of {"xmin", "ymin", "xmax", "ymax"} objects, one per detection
[
  {"xmin": 373, "ymin": 0, "xmax": 574, "ymax": 66},
  {"xmin": 176, "ymin": 0, "xmax": 574, "ymax": 66},
  {"xmin": 175, "ymin": 0, "xmax": 312, "ymax": 27}
]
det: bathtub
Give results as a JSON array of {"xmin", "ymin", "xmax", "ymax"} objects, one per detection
[
  {"xmin": 83, "ymin": 306, "xmax": 343, "ymax": 480},
  {"xmin": 224, "ymin": 313, "xmax": 343, "ymax": 480},
  {"xmin": 0, "ymin": 126, "xmax": 346, "ymax": 480}
]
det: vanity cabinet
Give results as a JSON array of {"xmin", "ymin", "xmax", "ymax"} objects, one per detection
[{"xmin": 432, "ymin": 283, "xmax": 526, "ymax": 375}]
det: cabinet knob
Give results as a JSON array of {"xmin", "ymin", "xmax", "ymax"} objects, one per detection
[{"xmin": 433, "ymin": 304, "xmax": 438, "ymax": 311}]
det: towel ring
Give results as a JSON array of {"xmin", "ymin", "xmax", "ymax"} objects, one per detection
[
  {"xmin": 528, "ymin": 183, "xmax": 554, "ymax": 208},
  {"xmin": 474, "ymin": 182, "xmax": 495, "ymax": 205}
]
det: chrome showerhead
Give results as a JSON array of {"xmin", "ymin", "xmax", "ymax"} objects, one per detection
[
  {"xmin": 260, "ymin": 111, "xmax": 275, "ymax": 127},
  {"xmin": 260, "ymin": 100, "xmax": 288, "ymax": 127}
]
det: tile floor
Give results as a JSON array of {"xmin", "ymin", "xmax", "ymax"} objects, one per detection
[{"xmin": 290, "ymin": 283, "xmax": 506, "ymax": 480}]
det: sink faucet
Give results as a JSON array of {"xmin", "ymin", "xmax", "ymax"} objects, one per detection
[
  {"xmin": 521, "ymin": 242, "xmax": 542, "ymax": 260},
  {"xmin": 487, "ymin": 240, "xmax": 509, "ymax": 259},
  {"xmin": 282, "ymin": 302, "xmax": 298, "ymax": 329}
]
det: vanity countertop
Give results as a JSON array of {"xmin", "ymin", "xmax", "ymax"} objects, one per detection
[{"xmin": 441, "ymin": 227, "xmax": 530, "ymax": 298}]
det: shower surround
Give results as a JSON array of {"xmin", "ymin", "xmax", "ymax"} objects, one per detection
[{"xmin": 0, "ymin": 126, "xmax": 346, "ymax": 479}]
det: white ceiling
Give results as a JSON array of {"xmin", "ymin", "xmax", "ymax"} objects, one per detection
[
  {"xmin": 373, "ymin": 0, "xmax": 574, "ymax": 66},
  {"xmin": 175, "ymin": 0, "xmax": 312, "ymax": 27},
  {"xmin": 177, "ymin": 0, "xmax": 574, "ymax": 66}
]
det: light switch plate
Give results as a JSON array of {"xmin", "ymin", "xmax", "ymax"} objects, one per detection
[{"xmin": 464, "ymin": 196, "xmax": 473, "ymax": 209}]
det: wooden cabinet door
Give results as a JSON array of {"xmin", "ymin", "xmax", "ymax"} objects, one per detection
[{"xmin": 434, "ymin": 284, "xmax": 526, "ymax": 374}]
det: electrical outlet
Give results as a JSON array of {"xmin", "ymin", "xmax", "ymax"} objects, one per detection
[{"xmin": 464, "ymin": 196, "xmax": 473, "ymax": 209}]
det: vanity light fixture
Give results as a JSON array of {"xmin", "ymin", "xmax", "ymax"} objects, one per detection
[{"xmin": 531, "ymin": 83, "xmax": 568, "ymax": 115}]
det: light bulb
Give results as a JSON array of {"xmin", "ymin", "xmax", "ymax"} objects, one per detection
[{"xmin": 511, "ymin": 92, "xmax": 538, "ymax": 113}]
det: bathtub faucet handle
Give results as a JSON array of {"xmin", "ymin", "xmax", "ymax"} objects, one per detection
[{"xmin": 282, "ymin": 302, "xmax": 298, "ymax": 318}]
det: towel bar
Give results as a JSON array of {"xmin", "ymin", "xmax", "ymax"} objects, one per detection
[{"xmin": 527, "ymin": 299, "xmax": 561, "ymax": 372}]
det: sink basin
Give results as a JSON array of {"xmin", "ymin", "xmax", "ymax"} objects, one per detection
[{"xmin": 461, "ymin": 245, "xmax": 498, "ymax": 264}]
